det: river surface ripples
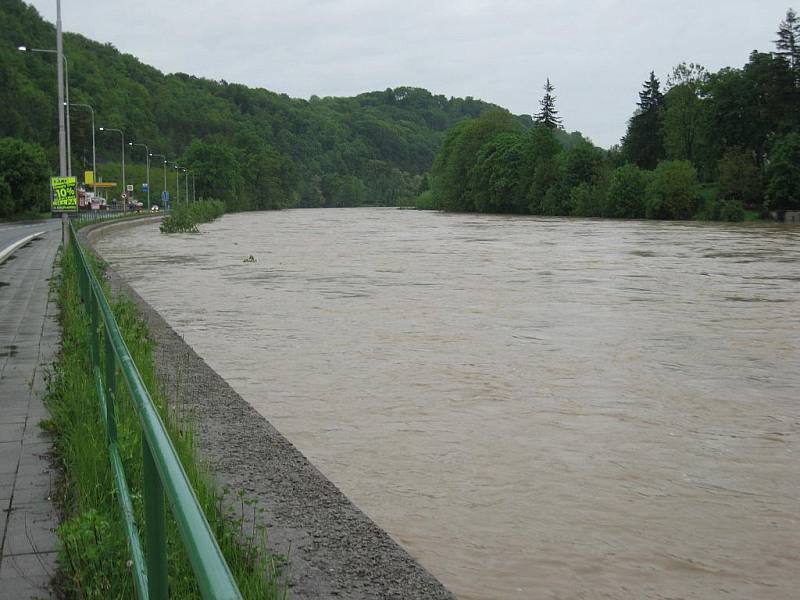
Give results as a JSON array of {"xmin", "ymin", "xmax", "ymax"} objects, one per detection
[{"xmin": 94, "ymin": 208, "xmax": 800, "ymax": 599}]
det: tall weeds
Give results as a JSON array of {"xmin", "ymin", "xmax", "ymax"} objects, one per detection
[{"xmin": 46, "ymin": 247, "xmax": 285, "ymax": 598}]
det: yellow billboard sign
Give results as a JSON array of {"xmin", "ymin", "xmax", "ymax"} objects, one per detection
[
  {"xmin": 84, "ymin": 170, "xmax": 94, "ymax": 185},
  {"xmin": 51, "ymin": 176, "xmax": 78, "ymax": 212}
]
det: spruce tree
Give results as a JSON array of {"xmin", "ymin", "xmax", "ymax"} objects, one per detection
[
  {"xmin": 775, "ymin": 8, "xmax": 800, "ymax": 84},
  {"xmin": 535, "ymin": 78, "xmax": 563, "ymax": 129},
  {"xmin": 622, "ymin": 71, "xmax": 666, "ymax": 169},
  {"xmin": 638, "ymin": 71, "xmax": 665, "ymax": 111}
]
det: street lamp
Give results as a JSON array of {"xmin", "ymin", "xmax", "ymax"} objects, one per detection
[
  {"xmin": 18, "ymin": 45, "xmax": 71, "ymax": 175},
  {"xmin": 129, "ymin": 141, "xmax": 150, "ymax": 210},
  {"xmin": 149, "ymin": 153, "xmax": 167, "ymax": 208},
  {"xmin": 174, "ymin": 164, "xmax": 181, "ymax": 205},
  {"xmin": 99, "ymin": 127, "xmax": 125, "ymax": 212},
  {"xmin": 182, "ymin": 168, "xmax": 188, "ymax": 205},
  {"xmin": 70, "ymin": 103, "xmax": 96, "ymax": 196}
]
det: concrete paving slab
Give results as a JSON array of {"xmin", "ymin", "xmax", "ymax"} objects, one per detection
[
  {"xmin": 0, "ymin": 224, "xmax": 61, "ymax": 598},
  {"xmin": 3, "ymin": 503, "xmax": 58, "ymax": 556},
  {"xmin": 0, "ymin": 442, "xmax": 21, "ymax": 475},
  {"xmin": 8, "ymin": 473, "xmax": 53, "ymax": 507},
  {"xmin": 0, "ymin": 550, "xmax": 57, "ymax": 581},
  {"xmin": 0, "ymin": 423, "xmax": 25, "ymax": 442}
]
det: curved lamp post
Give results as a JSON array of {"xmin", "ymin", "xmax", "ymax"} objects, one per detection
[
  {"xmin": 149, "ymin": 153, "xmax": 167, "ymax": 208},
  {"xmin": 70, "ymin": 102, "xmax": 96, "ymax": 195},
  {"xmin": 18, "ymin": 45, "xmax": 71, "ymax": 175},
  {"xmin": 130, "ymin": 141, "xmax": 150, "ymax": 210},
  {"xmin": 99, "ymin": 127, "xmax": 125, "ymax": 211}
]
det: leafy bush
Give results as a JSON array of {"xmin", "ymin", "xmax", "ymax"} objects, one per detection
[
  {"xmin": 414, "ymin": 190, "xmax": 437, "ymax": 210},
  {"xmin": 160, "ymin": 199, "xmax": 226, "ymax": 233},
  {"xmin": 765, "ymin": 132, "xmax": 800, "ymax": 211},
  {"xmin": 644, "ymin": 160, "xmax": 700, "ymax": 219},
  {"xmin": 603, "ymin": 164, "xmax": 649, "ymax": 218},
  {"xmin": 570, "ymin": 183, "xmax": 604, "ymax": 217},
  {"xmin": 717, "ymin": 146, "xmax": 762, "ymax": 208}
]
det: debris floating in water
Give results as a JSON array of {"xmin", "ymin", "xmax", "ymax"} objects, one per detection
[{"xmin": 243, "ymin": 255, "xmax": 257, "ymax": 263}]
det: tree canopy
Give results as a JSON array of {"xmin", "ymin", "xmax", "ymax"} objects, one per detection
[{"xmin": 427, "ymin": 8, "xmax": 800, "ymax": 222}]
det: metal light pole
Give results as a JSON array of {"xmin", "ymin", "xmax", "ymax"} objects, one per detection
[
  {"xmin": 130, "ymin": 142, "xmax": 150, "ymax": 210},
  {"xmin": 99, "ymin": 127, "xmax": 125, "ymax": 212},
  {"xmin": 174, "ymin": 164, "xmax": 180, "ymax": 205},
  {"xmin": 70, "ymin": 103, "xmax": 96, "ymax": 195},
  {"xmin": 150, "ymin": 153, "xmax": 167, "ymax": 208},
  {"xmin": 192, "ymin": 172, "xmax": 196, "ymax": 203},
  {"xmin": 183, "ymin": 169, "xmax": 188, "ymax": 205},
  {"xmin": 56, "ymin": 0, "xmax": 65, "ymax": 176},
  {"xmin": 18, "ymin": 44, "xmax": 71, "ymax": 175},
  {"xmin": 63, "ymin": 58, "xmax": 71, "ymax": 176}
]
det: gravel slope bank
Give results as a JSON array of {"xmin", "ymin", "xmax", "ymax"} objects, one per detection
[{"xmin": 81, "ymin": 219, "xmax": 455, "ymax": 600}]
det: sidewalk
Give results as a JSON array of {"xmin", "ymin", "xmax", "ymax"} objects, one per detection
[{"xmin": 0, "ymin": 229, "xmax": 60, "ymax": 599}]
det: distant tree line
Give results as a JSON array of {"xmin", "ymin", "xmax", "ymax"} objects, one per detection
[{"xmin": 424, "ymin": 9, "xmax": 800, "ymax": 220}]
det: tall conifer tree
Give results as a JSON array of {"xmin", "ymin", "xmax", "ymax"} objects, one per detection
[
  {"xmin": 775, "ymin": 8, "xmax": 800, "ymax": 84},
  {"xmin": 535, "ymin": 78, "xmax": 563, "ymax": 129},
  {"xmin": 622, "ymin": 71, "xmax": 666, "ymax": 169}
]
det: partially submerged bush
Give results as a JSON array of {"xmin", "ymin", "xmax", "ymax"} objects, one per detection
[{"xmin": 160, "ymin": 199, "xmax": 226, "ymax": 233}]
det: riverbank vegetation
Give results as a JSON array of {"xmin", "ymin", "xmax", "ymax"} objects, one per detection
[
  {"xmin": 45, "ymin": 247, "xmax": 284, "ymax": 597},
  {"xmin": 160, "ymin": 199, "xmax": 226, "ymax": 233},
  {"xmin": 422, "ymin": 9, "xmax": 800, "ymax": 220}
]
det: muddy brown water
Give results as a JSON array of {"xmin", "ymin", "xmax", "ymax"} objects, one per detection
[{"xmin": 94, "ymin": 208, "xmax": 800, "ymax": 599}]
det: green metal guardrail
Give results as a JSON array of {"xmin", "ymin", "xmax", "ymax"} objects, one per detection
[{"xmin": 68, "ymin": 219, "xmax": 243, "ymax": 600}]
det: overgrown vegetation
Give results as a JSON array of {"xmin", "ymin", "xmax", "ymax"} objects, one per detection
[
  {"xmin": 159, "ymin": 199, "xmax": 226, "ymax": 233},
  {"xmin": 46, "ymin": 246, "xmax": 285, "ymax": 598}
]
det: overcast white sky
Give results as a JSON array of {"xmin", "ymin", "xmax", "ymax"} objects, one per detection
[{"xmin": 28, "ymin": 0, "xmax": 793, "ymax": 148}]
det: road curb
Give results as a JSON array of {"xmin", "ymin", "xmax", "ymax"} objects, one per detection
[{"xmin": 0, "ymin": 231, "xmax": 46, "ymax": 265}]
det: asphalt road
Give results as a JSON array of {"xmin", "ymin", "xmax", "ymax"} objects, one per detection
[{"xmin": 0, "ymin": 218, "xmax": 61, "ymax": 252}]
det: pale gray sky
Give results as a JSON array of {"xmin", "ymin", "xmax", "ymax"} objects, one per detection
[{"xmin": 28, "ymin": 0, "xmax": 793, "ymax": 148}]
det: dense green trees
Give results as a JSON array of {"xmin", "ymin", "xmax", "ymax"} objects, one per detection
[
  {"xmin": 0, "ymin": 0, "xmax": 516, "ymax": 217},
  {"xmin": 428, "ymin": 8, "xmax": 799, "ymax": 222},
  {"xmin": 0, "ymin": 137, "xmax": 50, "ymax": 217},
  {"xmin": 431, "ymin": 110, "xmax": 520, "ymax": 212}
]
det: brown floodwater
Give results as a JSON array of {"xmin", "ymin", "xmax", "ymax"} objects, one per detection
[{"xmin": 94, "ymin": 208, "xmax": 800, "ymax": 599}]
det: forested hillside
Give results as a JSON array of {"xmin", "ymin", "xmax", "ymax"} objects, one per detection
[
  {"xmin": 0, "ymin": 0, "xmax": 544, "ymax": 216},
  {"xmin": 426, "ymin": 9, "xmax": 800, "ymax": 221}
]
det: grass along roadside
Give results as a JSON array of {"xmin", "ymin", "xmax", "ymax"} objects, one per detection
[
  {"xmin": 160, "ymin": 200, "xmax": 225, "ymax": 233},
  {"xmin": 45, "ymin": 245, "xmax": 285, "ymax": 598}
]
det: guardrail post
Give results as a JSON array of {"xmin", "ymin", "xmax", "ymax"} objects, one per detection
[
  {"xmin": 103, "ymin": 331, "xmax": 117, "ymax": 442},
  {"xmin": 144, "ymin": 439, "xmax": 169, "ymax": 600},
  {"xmin": 89, "ymin": 291, "xmax": 99, "ymax": 367}
]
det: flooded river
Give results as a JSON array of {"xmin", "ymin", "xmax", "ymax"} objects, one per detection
[{"xmin": 94, "ymin": 208, "xmax": 800, "ymax": 599}]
